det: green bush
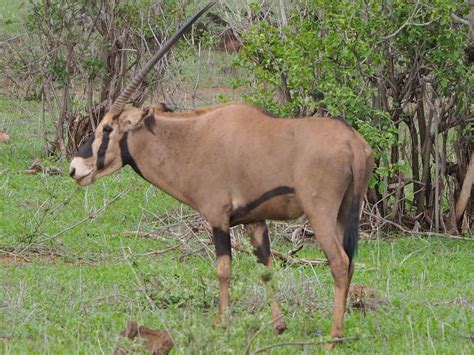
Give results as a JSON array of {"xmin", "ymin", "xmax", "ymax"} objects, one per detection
[{"xmin": 235, "ymin": 0, "xmax": 472, "ymax": 223}]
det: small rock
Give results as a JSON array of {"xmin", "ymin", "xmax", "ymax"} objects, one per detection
[
  {"xmin": 349, "ymin": 284, "xmax": 382, "ymax": 312},
  {"xmin": 24, "ymin": 160, "xmax": 62, "ymax": 175},
  {"xmin": 0, "ymin": 130, "xmax": 10, "ymax": 143},
  {"xmin": 116, "ymin": 320, "xmax": 174, "ymax": 355}
]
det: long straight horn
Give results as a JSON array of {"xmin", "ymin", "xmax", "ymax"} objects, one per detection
[{"xmin": 109, "ymin": 2, "xmax": 215, "ymax": 116}]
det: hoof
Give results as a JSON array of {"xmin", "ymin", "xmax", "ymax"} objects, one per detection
[{"xmin": 324, "ymin": 336, "xmax": 344, "ymax": 350}]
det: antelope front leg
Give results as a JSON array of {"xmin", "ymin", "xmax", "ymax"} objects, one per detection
[
  {"xmin": 247, "ymin": 222, "xmax": 287, "ymax": 334},
  {"xmin": 212, "ymin": 227, "xmax": 232, "ymax": 326}
]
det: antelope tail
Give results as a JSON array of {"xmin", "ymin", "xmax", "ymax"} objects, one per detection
[{"xmin": 343, "ymin": 147, "xmax": 368, "ymax": 265}]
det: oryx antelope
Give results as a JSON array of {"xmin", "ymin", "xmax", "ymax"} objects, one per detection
[{"xmin": 69, "ymin": 3, "xmax": 373, "ymax": 341}]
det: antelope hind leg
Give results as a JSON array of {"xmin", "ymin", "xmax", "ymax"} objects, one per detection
[
  {"xmin": 212, "ymin": 226, "xmax": 232, "ymax": 326},
  {"xmin": 246, "ymin": 221, "xmax": 287, "ymax": 334}
]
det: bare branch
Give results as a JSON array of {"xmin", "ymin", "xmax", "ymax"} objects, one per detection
[
  {"xmin": 451, "ymin": 13, "xmax": 472, "ymax": 28},
  {"xmin": 380, "ymin": 1, "xmax": 421, "ymax": 41}
]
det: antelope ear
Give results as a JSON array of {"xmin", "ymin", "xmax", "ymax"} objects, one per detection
[
  {"xmin": 150, "ymin": 103, "xmax": 173, "ymax": 113},
  {"xmin": 142, "ymin": 106, "xmax": 155, "ymax": 118}
]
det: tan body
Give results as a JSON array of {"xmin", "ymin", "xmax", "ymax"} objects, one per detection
[
  {"xmin": 128, "ymin": 104, "xmax": 359, "ymax": 225},
  {"xmin": 70, "ymin": 102, "xmax": 373, "ymax": 340}
]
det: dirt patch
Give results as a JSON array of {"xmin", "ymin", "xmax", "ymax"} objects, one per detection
[
  {"xmin": 0, "ymin": 246, "xmax": 95, "ymax": 266},
  {"xmin": 434, "ymin": 297, "xmax": 474, "ymax": 313},
  {"xmin": 1, "ymin": 250, "xmax": 59, "ymax": 265},
  {"xmin": 115, "ymin": 320, "xmax": 174, "ymax": 355},
  {"xmin": 349, "ymin": 284, "xmax": 382, "ymax": 312},
  {"xmin": 23, "ymin": 160, "xmax": 62, "ymax": 175},
  {"xmin": 1, "ymin": 246, "xmax": 50, "ymax": 264},
  {"xmin": 0, "ymin": 130, "xmax": 10, "ymax": 143}
]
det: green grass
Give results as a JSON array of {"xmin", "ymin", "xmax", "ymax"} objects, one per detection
[
  {"xmin": 1, "ymin": 95, "xmax": 473, "ymax": 353},
  {"xmin": 0, "ymin": 0, "xmax": 27, "ymax": 36}
]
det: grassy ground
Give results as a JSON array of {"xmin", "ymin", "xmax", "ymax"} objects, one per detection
[
  {"xmin": 0, "ymin": 0, "xmax": 26, "ymax": 35},
  {"xmin": 1, "ymin": 93, "xmax": 473, "ymax": 354},
  {"xmin": 0, "ymin": 4, "xmax": 472, "ymax": 351}
]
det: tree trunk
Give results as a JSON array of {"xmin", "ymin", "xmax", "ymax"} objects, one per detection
[
  {"xmin": 407, "ymin": 117, "xmax": 423, "ymax": 211},
  {"xmin": 455, "ymin": 151, "xmax": 474, "ymax": 222}
]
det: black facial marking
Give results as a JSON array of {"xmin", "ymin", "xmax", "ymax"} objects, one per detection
[
  {"xmin": 103, "ymin": 125, "xmax": 113, "ymax": 134},
  {"xmin": 96, "ymin": 132, "xmax": 110, "ymax": 170},
  {"xmin": 212, "ymin": 227, "xmax": 232, "ymax": 259},
  {"xmin": 76, "ymin": 135, "xmax": 94, "ymax": 158},
  {"xmin": 254, "ymin": 227, "xmax": 271, "ymax": 265},
  {"xmin": 230, "ymin": 186, "xmax": 295, "ymax": 225},
  {"xmin": 144, "ymin": 115, "xmax": 156, "ymax": 134},
  {"xmin": 119, "ymin": 132, "xmax": 146, "ymax": 180}
]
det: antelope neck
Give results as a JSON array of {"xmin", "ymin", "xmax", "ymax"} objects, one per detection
[{"xmin": 127, "ymin": 117, "xmax": 200, "ymax": 208}]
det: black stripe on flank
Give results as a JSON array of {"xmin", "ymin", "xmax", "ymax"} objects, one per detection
[
  {"xmin": 119, "ymin": 132, "xmax": 146, "ymax": 179},
  {"xmin": 96, "ymin": 133, "xmax": 110, "ymax": 170},
  {"xmin": 230, "ymin": 186, "xmax": 295, "ymax": 225},
  {"xmin": 213, "ymin": 227, "xmax": 232, "ymax": 259},
  {"xmin": 76, "ymin": 135, "xmax": 94, "ymax": 158}
]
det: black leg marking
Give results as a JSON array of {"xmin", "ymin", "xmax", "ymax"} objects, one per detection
[
  {"xmin": 230, "ymin": 186, "xmax": 295, "ymax": 225},
  {"xmin": 254, "ymin": 228, "xmax": 271, "ymax": 265},
  {"xmin": 119, "ymin": 132, "xmax": 147, "ymax": 180},
  {"xmin": 76, "ymin": 135, "xmax": 94, "ymax": 158},
  {"xmin": 213, "ymin": 227, "xmax": 232, "ymax": 259}
]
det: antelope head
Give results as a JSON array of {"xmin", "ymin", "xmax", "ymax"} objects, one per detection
[{"xmin": 69, "ymin": 3, "xmax": 214, "ymax": 186}]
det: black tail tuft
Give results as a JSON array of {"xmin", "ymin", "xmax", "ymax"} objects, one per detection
[{"xmin": 343, "ymin": 194, "xmax": 360, "ymax": 266}]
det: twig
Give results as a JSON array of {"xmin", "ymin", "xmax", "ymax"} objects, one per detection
[
  {"xmin": 122, "ymin": 247, "xmax": 159, "ymax": 311},
  {"xmin": 459, "ymin": 333, "xmax": 474, "ymax": 341},
  {"xmin": 232, "ymin": 243, "xmax": 366, "ymax": 267},
  {"xmin": 254, "ymin": 336, "xmax": 362, "ymax": 353},
  {"xmin": 417, "ymin": 233, "xmax": 473, "ymax": 241},
  {"xmin": 380, "ymin": 1, "xmax": 421, "ymax": 41},
  {"xmin": 232, "ymin": 243, "xmax": 324, "ymax": 265},
  {"xmin": 30, "ymin": 187, "xmax": 131, "ymax": 248},
  {"xmin": 288, "ymin": 243, "xmax": 304, "ymax": 256},
  {"xmin": 271, "ymin": 250, "xmax": 328, "ymax": 267},
  {"xmin": 138, "ymin": 243, "xmax": 182, "ymax": 257},
  {"xmin": 244, "ymin": 315, "xmax": 284, "ymax": 355},
  {"xmin": 364, "ymin": 211, "xmax": 473, "ymax": 241},
  {"xmin": 0, "ymin": 249, "xmax": 32, "ymax": 263},
  {"xmin": 123, "ymin": 230, "xmax": 162, "ymax": 239},
  {"xmin": 451, "ymin": 13, "xmax": 471, "ymax": 28}
]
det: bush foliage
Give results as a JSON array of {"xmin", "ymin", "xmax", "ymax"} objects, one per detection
[{"xmin": 235, "ymin": 0, "xmax": 472, "ymax": 230}]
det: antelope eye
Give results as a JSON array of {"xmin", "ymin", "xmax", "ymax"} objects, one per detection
[{"xmin": 103, "ymin": 125, "xmax": 113, "ymax": 134}]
